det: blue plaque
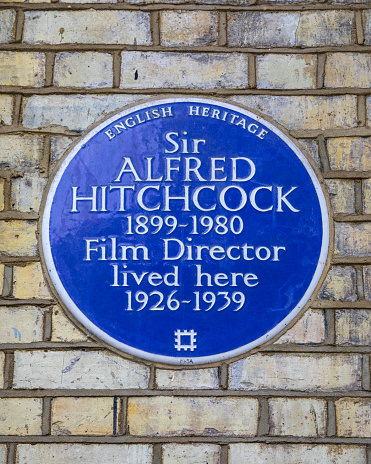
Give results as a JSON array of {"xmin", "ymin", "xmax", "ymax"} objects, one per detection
[{"xmin": 42, "ymin": 98, "xmax": 330, "ymax": 365}]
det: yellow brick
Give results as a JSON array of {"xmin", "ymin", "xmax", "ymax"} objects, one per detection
[
  {"xmin": 162, "ymin": 444, "xmax": 220, "ymax": 464},
  {"xmin": 128, "ymin": 397, "xmax": 258, "ymax": 436},
  {"xmin": 0, "ymin": 52, "xmax": 45, "ymax": 86},
  {"xmin": 269, "ymin": 398, "xmax": 327, "ymax": 437},
  {"xmin": 336, "ymin": 398, "xmax": 371, "ymax": 437},
  {"xmin": 0, "ymin": 179, "xmax": 5, "ymax": 211},
  {"xmin": 160, "ymin": 11, "xmax": 218, "ymax": 46},
  {"xmin": 0, "ymin": 220, "xmax": 38, "ymax": 256},
  {"xmin": 325, "ymin": 180, "xmax": 355, "ymax": 214},
  {"xmin": 51, "ymin": 306, "xmax": 88, "ymax": 342},
  {"xmin": 336, "ymin": 310, "xmax": 371, "ymax": 345},
  {"xmin": 364, "ymin": 266, "xmax": 371, "ymax": 301},
  {"xmin": 51, "ymin": 397, "xmax": 117, "ymax": 435},
  {"xmin": 327, "ymin": 137, "xmax": 371, "ymax": 171},
  {"xmin": 275, "ymin": 309, "xmax": 326, "ymax": 344},
  {"xmin": 0, "ymin": 352, "xmax": 4, "ymax": 388},
  {"xmin": 0, "ymin": 11, "xmax": 16, "ymax": 43},
  {"xmin": 318, "ymin": 266, "xmax": 356, "ymax": 301},
  {"xmin": 156, "ymin": 368, "xmax": 219, "ymax": 390},
  {"xmin": 0, "ymin": 135, "xmax": 43, "ymax": 169},
  {"xmin": 363, "ymin": 179, "xmax": 371, "ymax": 214},
  {"xmin": 0, "ymin": 306, "xmax": 44, "ymax": 343},
  {"xmin": 335, "ymin": 223, "xmax": 371, "ymax": 258},
  {"xmin": 325, "ymin": 53, "xmax": 371, "ymax": 88},
  {"xmin": 0, "ymin": 398, "xmax": 42, "ymax": 435},
  {"xmin": 13, "ymin": 262, "xmax": 52, "ymax": 299},
  {"xmin": 0, "ymin": 95, "xmax": 13, "ymax": 126},
  {"xmin": 0, "ymin": 264, "xmax": 4, "ymax": 295}
]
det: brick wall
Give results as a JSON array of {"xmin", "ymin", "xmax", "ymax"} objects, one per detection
[{"xmin": 0, "ymin": 0, "xmax": 371, "ymax": 462}]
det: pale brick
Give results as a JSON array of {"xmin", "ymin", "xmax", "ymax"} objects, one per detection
[
  {"xmin": 336, "ymin": 310, "xmax": 371, "ymax": 345},
  {"xmin": 60, "ymin": 0, "xmax": 115, "ymax": 3},
  {"xmin": 336, "ymin": 398, "xmax": 371, "ymax": 437},
  {"xmin": 0, "ymin": 179, "xmax": 5, "ymax": 211},
  {"xmin": 0, "ymin": 352, "xmax": 4, "ymax": 388},
  {"xmin": 335, "ymin": 222, "xmax": 371, "ymax": 258},
  {"xmin": 0, "ymin": 264, "xmax": 4, "ymax": 294},
  {"xmin": 24, "ymin": 11, "xmax": 150, "ymax": 45},
  {"xmin": 12, "ymin": 172, "xmax": 47, "ymax": 213},
  {"xmin": 269, "ymin": 398, "xmax": 327, "ymax": 436},
  {"xmin": 22, "ymin": 94, "xmax": 148, "ymax": 131},
  {"xmin": 364, "ymin": 266, "xmax": 371, "ymax": 300},
  {"xmin": 229, "ymin": 444, "xmax": 366, "ymax": 464},
  {"xmin": 229, "ymin": 353, "xmax": 362, "ymax": 391},
  {"xmin": 0, "ymin": 95, "xmax": 13, "ymax": 125},
  {"xmin": 13, "ymin": 262, "xmax": 51, "ymax": 299},
  {"xmin": 298, "ymin": 139, "xmax": 321, "ymax": 168},
  {"xmin": 2, "ymin": 0, "xmax": 50, "ymax": 3},
  {"xmin": 54, "ymin": 52, "xmax": 113, "ymax": 89},
  {"xmin": 121, "ymin": 52, "xmax": 248, "ymax": 89},
  {"xmin": 0, "ymin": 220, "xmax": 38, "ymax": 257},
  {"xmin": 160, "ymin": 11, "xmax": 218, "ymax": 46},
  {"xmin": 51, "ymin": 397, "xmax": 117, "ymax": 435},
  {"xmin": 0, "ymin": 52, "xmax": 45, "ymax": 87},
  {"xmin": 318, "ymin": 266, "xmax": 357, "ymax": 301},
  {"xmin": 325, "ymin": 53, "xmax": 371, "ymax": 88},
  {"xmin": 0, "ymin": 10, "xmax": 16, "ymax": 43},
  {"xmin": 16, "ymin": 444, "xmax": 152, "ymax": 464},
  {"xmin": 13, "ymin": 350, "xmax": 149, "ymax": 389},
  {"xmin": 325, "ymin": 179, "xmax": 355, "ymax": 214},
  {"xmin": 275, "ymin": 309, "xmax": 326, "ymax": 344},
  {"xmin": 257, "ymin": 54, "xmax": 316, "ymax": 90},
  {"xmin": 156, "ymin": 368, "xmax": 219, "ymax": 389},
  {"xmin": 327, "ymin": 137, "xmax": 371, "ymax": 171},
  {"xmin": 0, "ymin": 446, "xmax": 5, "ymax": 464},
  {"xmin": 363, "ymin": 179, "xmax": 371, "ymax": 214},
  {"xmin": 0, "ymin": 135, "xmax": 43, "ymax": 169},
  {"xmin": 51, "ymin": 306, "xmax": 88, "ymax": 342},
  {"xmin": 228, "ymin": 11, "xmax": 353, "ymax": 47},
  {"xmin": 0, "ymin": 306, "xmax": 44, "ymax": 343},
  {"xmin": 128, "ymin": 397, "xmax": 258, "ymax": 436},
  {"xmin": 363, "ymin": 12, "xmax": 371, "ymax": 45},
  {"xmin": 0, "ymin": 398, "xmax": 42, "ymax": 435},
  {"xmin": 162, "ymin": 444, "xmax": 220, "ymax": 464},
  {"xmin": 50, "ymin": 136, "xmax": 75, "ymax": 168},
  {"xmin": 232, "ymin": 95, "xmax": 357, "ymax": 130}
]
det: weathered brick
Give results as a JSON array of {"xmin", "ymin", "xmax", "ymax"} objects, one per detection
[
  {"xmin": 162, "ymin": 444, "xmax": 220, "ymax": 464},
  {"xmin": 256, "ymin": 54, "xmax": 316, "ymax": 90},
  {"xmin": 0, "ymin": 135, "xmax": 43, "ymax": 169},
  {"xmin": 229, "ymin": 444, "xmax": 366, "ymax": 464},
  {"xmin": 13, "ymin": 262, "xmax": 51, "ymax": 299},
  {"xmin": 121, "ymin": 52, "xmax": 248, "ymax": 89},
  {"xmin": 325, "ymin": 179, "xmax": 355, "ymax": 214},
  {"xmin": 364, "ymin": 266, "xmax": 371, "ymax": 300},
  {"xmin": 0, "ymin": 95, "xmax": 13, "ymax": 125},
  {"xmin": 12, "ymin": 172, "xmax": 47, "ymax": 213},
  {"xmin": 0, "ymin": 220, "xmax": 38, "ymax": 257},
  {"xmin": 160, "ymin": 11, "xmax": 218, "ymax": 46},
  {"xmin": 275, "ymin": 309, "xmax": 326, "ymax": 344},
  {"xmin": 0, "ymin": 179, "xmax": 5, "ymax": 211},
  {"xmin": 0, "ymin": 264, "xmax": 4, "ymax": 294},
  {"xmin": 2, "ymin": 0, "xmax": 50, "ymax": 3},
  {"xmin": 363, "ymin": 11, "xmax": 371, "ymax": 45},
  {"xmin": 0, "ymin": 352, "xmax": 4, "ymax": 388},
  {"xmin": 336, "ymin": 310, "xmax": 371, "ymax": 345},
  {"xmin": 50, "ymin": 136, "xmax": 75, "ymax": 169},
  {"xmin": 363, "ymin": 179, "xmax": 371, "ymax": 214},
  {"xmin": 23, "ymin": 11, "xmax": 151, "ymax": 45},
  {"xmin": 0, "ymin": 446, "xmax": 5, "ymax": 464},
  {"xmin": 232, "ymin": 95, "xmax": 357, "ymax": 130},
  {"xmin": 229, "ymin": 353, "xmax": 362, "ymax": 391},
  {"xmin": 22, "ymin": 94, "xmax": 148, "ymax": 131},
  {"xmin": 13, "ymin": 350, "xmax": 149, "ymax": 389},
  {"xmin": 0, "ymin": 398, "xmax": 42, "ymax": 435},
  {"xmin": 327, "ymin": 137, "xmax": 371, "ymax": 171},
  {"xmin": 318, "ymin": 266, "xmax": 357, "ymax": 301},
  {"xmin": 16, "ymin": 444, "xmax": 152, "ymax": 464},
  {"xmin": 128, "ymin": 397, "xmax": 258, "ymax": 436},
  {"xmin": 59, "ymin": 0, "xmax": 115, "ymax": 3},
  {"xmin": 156, "ymin": 368, "xmax": 219, "ymax": 389},
  {"xmin": 0, "ymin": 306, "xmax": 44, "ymax": 343},
  {"xmin": 54, "ymin": 52, "xmax": 113, "ymax": 89},
  {"xmin": 269, "ymin": 398, "xmax": 327, "ymax": 436},
  {"xmin": 51, "ymin": 306, "xmax": 89, "ymax": 342},
  {"xmin": 228, "ymin": 11, "xmax": 353, "ymax": 47},
  {"xmin": 0, "ymin": 52, "xmax": 45, "ymax": 87},
  {"xmin": 0, "ymin": 10, "xmax": 16, "ymax": 43},
  {"xmin": 335, "ymin": 223, "xmax": 371, "ymax": 258},
  {"xmin": 298, "ymin": 139, "xmax": 321, "ymax": 169},
  {"xmin": 336, "ymin": 398, "xmax": 371, "ymax": 436},
  {"xmin": 325, "ymin": 53, "xmax": 371, "ymax": 88},
  {"xmin": 51, "ymin": 397, "xmax": 117, "ymax": 435}
]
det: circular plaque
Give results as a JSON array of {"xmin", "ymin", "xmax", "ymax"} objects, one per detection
[{"xmin": 42, "ymin": 98, "xmax": 330, "ymax": 365}]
